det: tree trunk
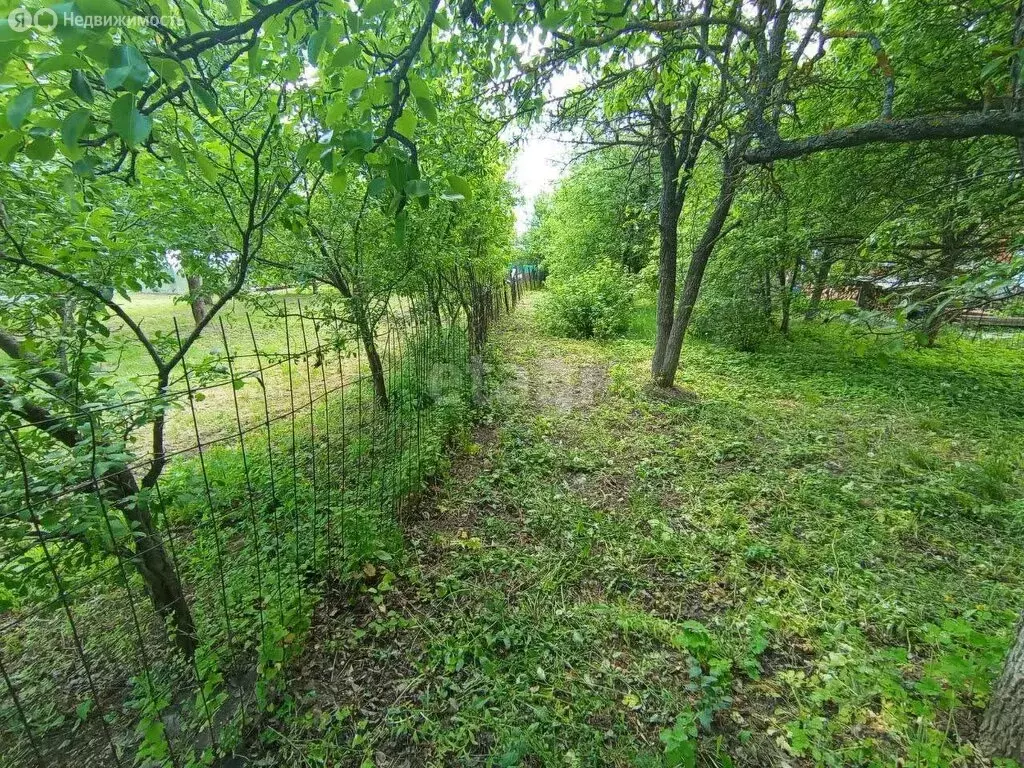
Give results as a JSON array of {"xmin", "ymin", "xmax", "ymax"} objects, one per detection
[
  {"xmin": 779, "ymin": 261, "xmax": 799, "ymax": 335},
  {"xmin": 467, "ymin": 281, "xmax": 489, "ymax": 407},
  {"xmin": 923, "ymin": 312, "xmax": 945, "ymax": 347},
  {"xmin": 779, "ymin": 270, "xmax": 792, "ymax": 335},
  {"xmin": 1, "ymin": 374, "xmax": 196, "ymax": 656},
  {"xmin": 353, "ymin": 302, "xmax": 388, "ymax": 409},
  {"xmin": 805, "ymin": 257, "xmax": 833, "ymax": 320},
  {"xmin": 425, "ymin": 278, "xmax": 443, "ymax": 326},
  {"xmin": 651, "ymin": 108, "xmax": 684, "ymax": 377},
  {"xmin": 655, "ymin": 151, "xmax": 743, "ymax": 388},
  {"xmin": 980, "ymin": 616, "xmax": 1024, "ymax": 764},
  {"xmin": 109, "ymin": 468, "xmax": 197, "ymax": 656},
  {"xmin": 186, "ymin": 273, "xmax": 208, "ymax": 327},
  {"xmin": 761, "ymin": 269, "xmax": 773, "ymax": 315}
]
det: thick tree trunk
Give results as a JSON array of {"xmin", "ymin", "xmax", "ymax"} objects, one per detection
[
  {"xmin": 655, "ymin": 151, "xmax": 743, "ymax": 388},
  {"xmin": 980, "ymin": 617, "xmax": 1024, "ymax": 764},
  {"xmin": 652, "ymin": 197, "xmax": 683, "ymax": 375},
  {"xmin": 186, "ymin": 273, "xmax": 208, "ymax": 327}
]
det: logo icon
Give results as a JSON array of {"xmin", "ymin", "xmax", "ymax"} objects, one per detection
[
  {"xmin": 6, "ymin": 6, "xmax": 59, "ymax": 33},
  {"xmin": 7, "ymin": 6, "xmax": 32, "ymax": 32},
  {"xmin": 33, "ymin": 7, "xmax": 57, "ymax": 31}
]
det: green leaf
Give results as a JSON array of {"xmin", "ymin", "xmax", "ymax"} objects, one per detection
[
  {"xmin": 25, "ymin": 136, "xmax": 56, "ymax": 161},
  {"xmin": 103, "ymin": 45, "xmax": 150, "ymax": 91},
  {"xmin": 70, "ymin": 70, "xmax": 95, "ymax": 103},
  {"xmin": 362, "ymin": 0, "xmax": 390, "ymax": 17},
  {"xmin": 180, "ymin": 1, "xmax": 208, "ymax": 29},
  {"xmin": 196, "ymin": 152, "xmax": 220, "ymax": 183},
  {"xmin": 7, "ymin": 87, "xmax": 37, "ymax": 130},
  {"xmin": 491, "ymin": 0, "xmax": 516, "ymax": 23},
  {"xmin": 408, "ymin": 73, "xmax": 431, "ymax": 99},
  {"xmin": 331, "ymin": 42, "xmax": 361, "ymax": 71},
  {"xmin": 330, "ymin": 171, "xmax": 349, "ymax": 194},
  {"xmin": 308, "ymin": 27, "xmax": 328, "ymax": 65},
  {"xmin": 341, "ymin": 129, "xmax": 373, "ymax": 153},
  {"xmin": 327, "ymin": 97, "xmax": 347, "ymax": 125},
  {"xmin": 342, "ymin": 67, "xmax": 368, "ymax": 92},
  {"xmin": 387, "ymin": 157, "xmax": 410, "ymax": 188},
  {"xmin": 980, "ymin": 53, "xmax": 1012, "ymax": 81},
  {"xmin": 192, "ymin": 84, "xmax": 218, "ymax": 114},
  {"xmin": 75, "ymin": 699, "xmax": 94, "ymax": 722},
  {"xmin": 446, "ymin": 174, "xmax": 473, "ymax": 202},
  {"xmin": 149, "ymin": 57, "xmax": 183, "ymax": 85},
  {"xmin": 225, "ymin": 0, "xmax": 241, "ymax": 20},
  {"xmin": 394, "ymin": 209, "xmax": 407, "ymax": 247},
  {"xmin": 319, "ymin": 147, "xmax": 336, "ymax": 171},
  {"xmin": 395, "ymin": 108, "xmax": 417, "ymax": 138},
  {"xmin": 416, "ymin": 96, "xmax": 438, "ymax": 123},
  {"xmin": 541, "ymin": 7, "xmax": 569, "ymax": 30},
  {"xmin": 110, "ymin": 94, "xmax": 152, "ymax": 147},
  {"xmin": 34, "ymin": 54, "xmax": 89, "ymax": 76},
  {"xmin": 61, "ymin": 108, "xmax": 92, "ymax": 156},
  {"xmin": 72, "ymin": 155, "xmax": 100, "ymax": 176},
  {"xmin": 0, "ymin": 131, "xmax": 24, "ymax": 162},
  {"xmin": 169, "ymin": 142, "xmax": 187, "ymax": 171},
  {"xmin": 248, "ymin": 44, "xmax": 262, "ymax": 77},
  {"xmin": 76, "ymin": 0, "xmax": 124, "ymax": 16},
  {"xmin": 296, "ymin": 141, "xmax": 319, "ymax": 167}
]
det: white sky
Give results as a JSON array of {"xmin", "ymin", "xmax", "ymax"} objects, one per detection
[
  {"xmin": 506, "ymin": 69, "xmax": 583, "ymax": 236},
  {"xmin": 509, "ymin": 130, "xmax": 567, "ymax": 235}
]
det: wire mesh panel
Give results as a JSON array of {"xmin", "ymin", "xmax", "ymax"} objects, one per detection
[{"xmin": 0, "ymin": 273, "xmax": 534, "ymax": 766}]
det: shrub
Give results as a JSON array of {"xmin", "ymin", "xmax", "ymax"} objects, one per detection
[
  {"xmin": 637, "ymin": 260, "xmax": 660, "ymax": 293},
  {"xmin": 690, "ymin": 274, "xmax": 775, "ymax": 352},
  {"xmin": 538, "ymin": 259, "xmax": 636, "ymax": 339}
]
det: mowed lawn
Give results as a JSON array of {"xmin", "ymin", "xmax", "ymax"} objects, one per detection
[
  {"xmin": 107, "ymin": 291, "xmax": 403, "ymax": 455},
  {"xmin": 253, "ymin": 294, "xmax": 1024, "ymax": 767}
]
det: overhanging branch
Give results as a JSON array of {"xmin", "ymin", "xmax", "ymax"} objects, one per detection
[{"xmin": 745, "ymin": 111, "xmax": 1024, "ymax": 163}]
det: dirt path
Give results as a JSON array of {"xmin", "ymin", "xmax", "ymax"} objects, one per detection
[{"xmin": 511, "ymin": 355, "xmax": 608, "ymax": 413}]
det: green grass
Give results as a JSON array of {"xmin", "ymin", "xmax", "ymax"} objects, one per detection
[
  {"xmin": 251, "ymin": 294, "xmax": 1024, "ymax": 767},
  {"xmin": 1, "ymin": 316, "xmax": 475, "ymax": 767},
  {"xmin": 103, "ymin": 291, "xmax": 405, "ymax": 455}
]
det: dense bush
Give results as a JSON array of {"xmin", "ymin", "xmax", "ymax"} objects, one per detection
[
  {"xmin": 538, "ymin": 260, "xmax": 636, "ymax": 339},
  {"xmin": 690, "ymin": 270, "xmax": 775, "ymax": 352}
]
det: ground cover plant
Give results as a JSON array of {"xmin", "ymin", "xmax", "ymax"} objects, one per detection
[
  {"xmin": 0, "ymin": 287, "xmax": 500, "ymax": 765},
  {"xmin": 233, "ymin": 295, "xmax": 1024, "ymax": 767}
]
